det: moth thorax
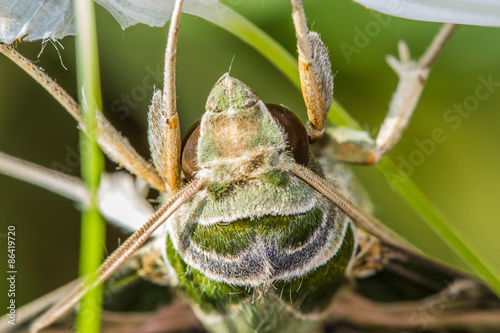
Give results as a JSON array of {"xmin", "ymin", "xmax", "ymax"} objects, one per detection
[{"xmin": 210, "ymin": 113, "xmax": 260, "ymax": 157}]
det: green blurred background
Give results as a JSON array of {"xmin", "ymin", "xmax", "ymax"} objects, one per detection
[{"xmin": 1, "ymin": 0, "xmax": 500, "ymax": 309}]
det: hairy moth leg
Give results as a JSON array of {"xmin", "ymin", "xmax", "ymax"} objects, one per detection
[
  {"xmin": 148, "ymin": 0, "xmax": 184, "ymax": 192},
  {"xmin": 328, "ymin": 24, "xmax": 458, "ymax": 164},
  {"xmin": 0, "ymin": 42, "xmax": 166, "ymax": 192},
  {"xmin": 290, "ymin": 0, "xmax": 333, "ymax": 143}
]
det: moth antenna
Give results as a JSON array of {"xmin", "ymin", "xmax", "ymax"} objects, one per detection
[
  {"xmin": 289, "ymin": 160, "xmax": 413, "ymax": 252},
  {"xmin": 30, "ymin": 178, "xmax": 204, "ymax": 333}
]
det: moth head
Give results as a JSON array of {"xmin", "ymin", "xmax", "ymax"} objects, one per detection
[{"xmin": 181, "ymin": 74, "xmax": 309, "ymax": 187}]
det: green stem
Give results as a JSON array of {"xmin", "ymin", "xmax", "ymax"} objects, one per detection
[
  {"xmin": 189, "ymin": 3, "xmax": 500, "ymax": 296},
  {"xmin": 74, "ymin": 0, "xmax": 106, "ymax": 331}
]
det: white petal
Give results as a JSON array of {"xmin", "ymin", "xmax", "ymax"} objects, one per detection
[
  {"xmin": 353, "ymin": 0, "xmax": 500, "ymax": 27},
  {"xmin": 98, "ymin": 172, "xmax": 157, "ymax": 235},
  {"xmin": 0, "ymin": 0, "xmax": 219, "ymax": 44},
  {"xmin": 95, "ymin": 0, "xmax": 174, "ymax": 30},
  {"xmin": 0, "ymin": 0, "xmax": 75, "ymax": 44}
]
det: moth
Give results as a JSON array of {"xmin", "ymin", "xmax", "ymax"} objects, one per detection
[{"xmin": 1, "ymin": 0, "xmax": 499, "ymax": 332}]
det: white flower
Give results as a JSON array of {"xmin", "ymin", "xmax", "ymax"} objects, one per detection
[
  {"xmin": 353, "ymin": 0, "xmax": 500, "ymax": 26},
  {"xmin": 0, "ymin": 0, "xmax": 218, "ymax": 44}
]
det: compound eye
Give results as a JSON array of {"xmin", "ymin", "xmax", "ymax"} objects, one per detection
[
  {"xmin": 266, "ymin": 103, "xmax": 309, "ymax": 165},
  {"xmin": 181, "ymin": 120, "xmax": 201, "ymax": 182}
]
